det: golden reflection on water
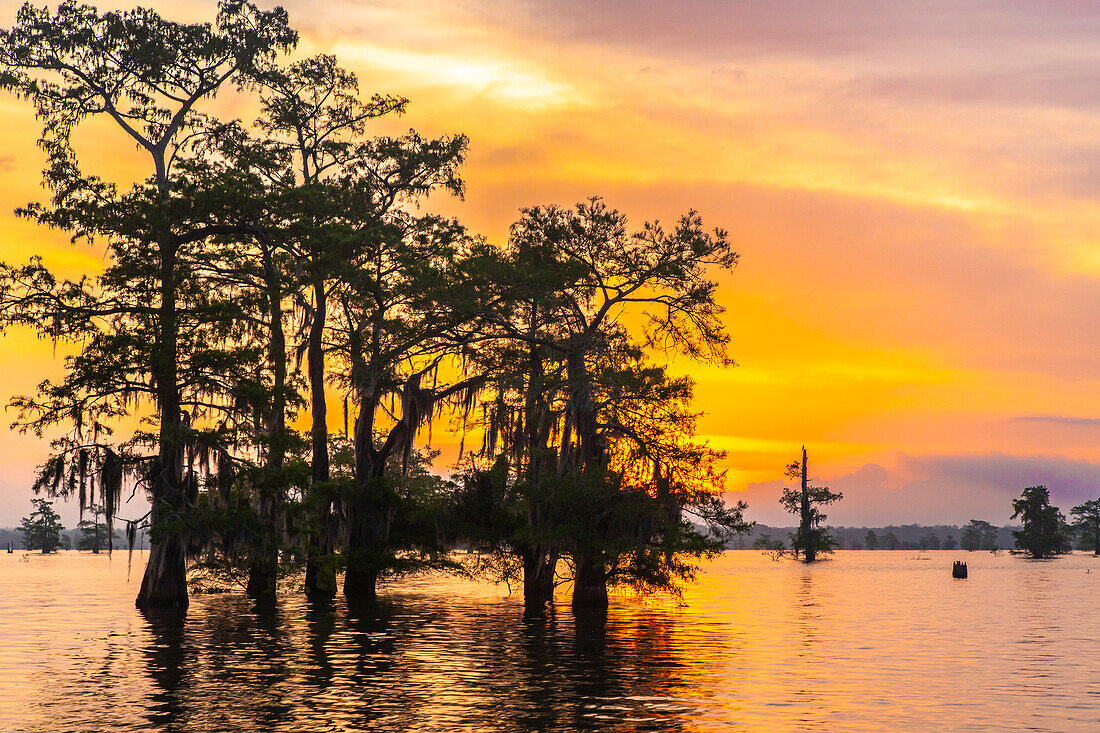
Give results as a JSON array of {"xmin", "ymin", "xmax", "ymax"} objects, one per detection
[{"xmin": 3, "ymin": 551, "xmax": 1100, "ymax": 731}]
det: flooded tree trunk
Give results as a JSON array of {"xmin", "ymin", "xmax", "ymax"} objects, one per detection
[
  {"xmin": 305, "ymin": 275, "xmax": 336, "ymax": 601},
  {"xmin": 800, "ymin": 447, "xmax": 816, "ymax": 563},
  {"xmin": 246, "ymin": 556, "xmax": 278, "ymax": 607},
  {"xmin": 137, "ymin": 534, "xmax": 188, "ymax": 610},
  {"xmin": 137, "ymin": 241, "xmax": 189, "ymax": 612},
  {"xmin": 571, "ymin": 555, "xmax": 608, "ymax": 610},
  {"xmin": 522, "ymin": 548, "xmax": 556, "ymax": 612},
  {"xmin": 342, "ymin": 483, "xmax": 393, "ymax": 605},
  {"xmin": 343, "ymin": 565, "xmax": 379, "ymax": 605},
  {"xmin": 342, "ymin": 387, "xmax": 395, "ymax": 605},
  {"xmin": 248, "ymin": 251, "xmax": 288, "ymax": 609}
]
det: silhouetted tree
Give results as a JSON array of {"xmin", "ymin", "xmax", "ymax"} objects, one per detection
[
  {"xmin": 779, "ymin": 447, "xmax": 842, "ymax": 562},
  {"xmin": 1070, "ymin": 499, "xmax": 1100, "ymax": 555},
  {"xmin": 0, "ymin": 0, "xmax": 296, "ymax": 610},
  {"xmin": 328, "ymin": 205, "xmax": 478, "ymax": 604},
  {"xmin": 864, "ymin": 530, "xmax": 879, "ymax": 550},
  {"xmin": 753, "ymin": 534, "xmax": 786, "ymax": 561},
  {"xmin": 469, "ymin": 200, "xmax": 747, "ymax": 610},
  {"xmin": 19, "ymin": 498, "xmax": 64, "ymax": 553},
  {"xmin": 1011, "ymin": 486, "xmax": 1071, "ymax": 559},
  {"xmin": 246, "ymin": 54, "xmax": 418, "ymax": 599},
  {"xmin": 76, "ymin": 504, "xmax": 112, "ymax": 552},
  {"xmin": 960, "ymin": 520, "xmax": 998, "ymax": 551},
  {"xmin": 919, "ymin": 533, "xmax": 940, "ymax": 551}
]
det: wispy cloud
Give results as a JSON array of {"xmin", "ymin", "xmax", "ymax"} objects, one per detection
[{"xmin": 1015, "ymin": 414, "xmax": 1100, "ymax": 427}]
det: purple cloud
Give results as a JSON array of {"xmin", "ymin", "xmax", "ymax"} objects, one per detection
[{"xmin": 736, "ymin": 453, "xmax": 1100, "ymax": 527}]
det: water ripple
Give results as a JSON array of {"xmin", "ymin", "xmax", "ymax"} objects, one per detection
[{"xmin": 3, "ymin": 551, "xmax": 1100, "ymax": 731}]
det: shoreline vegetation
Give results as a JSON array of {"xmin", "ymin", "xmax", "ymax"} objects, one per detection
[
  {"xmin": 0, "ymin": 527, "xmax": 1037, "ymax": 554},
  {"xmin": 740, "ymin": 523, "xmax": 1019, "ymax": 552},
  {"xmin": 4, "ymin": 521, "xmax": 1091, "ymax": 555}
]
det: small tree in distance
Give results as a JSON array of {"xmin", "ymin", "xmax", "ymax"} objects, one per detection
[
  {"xmin": 780, "ymin": 447, "xmax": 842, "ymax": 563},
  {"xmin": 76, "ymin": 505, "xmax": 113, "ymax": 553},
  {"xmin": 1070, "ymin": 499, "xmax": 1100, "ymax": 555},
  {"xmin": 753, "ymin": 534, "xmax": 786, "ymax": 561},
  {"xmin": 1011, "ymin": 486, "xmax": 1071, "ymax": 559},
  {"xmin": 960, "ymin": 520, "xmax": 999, "ymax": 551},
  {"xmin": 19, "ymin": 498, "xmax": 65, "ymax": 553}
]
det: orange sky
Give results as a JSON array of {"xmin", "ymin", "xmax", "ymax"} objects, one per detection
[{"xmin": 3, "ymin": 0, "xmax": 1100, "ymax": 526}]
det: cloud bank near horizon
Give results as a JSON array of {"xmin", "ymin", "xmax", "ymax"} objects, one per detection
[{"xmin": 738, "ymin": 452, "xmax": 1100, "ymax": 527}]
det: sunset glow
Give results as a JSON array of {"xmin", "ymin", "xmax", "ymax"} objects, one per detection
[{"xmin": 3, "ymin": 0, "xmax": 1100, "ymax": 526}]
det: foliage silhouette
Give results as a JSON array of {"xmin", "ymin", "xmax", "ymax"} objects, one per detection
[
  {"xmin": 19, "ymin": 497, "xmax": 64, "ymax": 553},
  {"xmin": 1011, "ymin": 486, "xmax": 1071, "ymax": 559},
  {"xmin": 779, "ymin": 447, "xmax": 842, "ymax": 562},
  {"xmin": 0, "ymin": 2, "xmax": 746, "ymax": 614},
  {"xmin": 1071, "ymin": 499, "xmax": 1100, "ymax": 555}
]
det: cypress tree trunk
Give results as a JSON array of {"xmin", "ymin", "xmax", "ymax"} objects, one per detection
[
  {"xmin": 305, "ymin": 274, "xmax": 336, "ymax": 600},
  {"xmin": 137, "ymin": 531, "xmax": 189, "ymax": 609},
  {"xmin": 343, "ymin": 392, "xmax": 392, "ymax": 605},
  {"xmin": 343, "ymin": 566, "xmax": 379, "ymax": 604},
  {"xmin": 137, "ymin": 241, "xmax": 189, "ymax": 611},
  {"xmin": 571, "ymin": 555, "xmax": 608, "ymax": 610},
  {"xmin": 800, "ymin": 446, "xmax": 816, "ymax": 563},
  {"xmin": 566, "ymin": 349, "xmax": 598, "ymax": 471},
  {"xmin": 520, "ymin": 324, "xmax": 560, "ymax": 615},
  {"xmin": 522, "ymin": 548, "xmax": 556, "ymax": 612},
  {"xmin": 246, "ymin": 557, "xmax": 278, "ymax": 608},
  {"xmin": 343, "ymin": 473, "xmax": 394, "ymax": 605},
  {"xmin": 247, "ymin": 251, "xmax": 288, "ymax": 607}
]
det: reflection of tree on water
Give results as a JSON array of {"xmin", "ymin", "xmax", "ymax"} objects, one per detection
[
  {"xmin": 139, "ymin": 593, "xmax": 724, "ymax": 732},
  {"xmin": 795, "ymin": 571, "xmax": 822, "ymax": 651},
  {"xmin": 789, "ymin": 570, "xmax": 825, "ymax": 722},
  {"xmin": 505, "ymin": 604, "xmax": 712, "ymax": 732},
  {"xmin": 303, "ymin": 599, "xmax": 336, "ymax": 687},
  {"xmin": 141, "ymin": 597, "xmax": 296, "ymax": 733},
  {"xmin": 140, "ymin": 610, "xmax": 191, "ymax": 733}
]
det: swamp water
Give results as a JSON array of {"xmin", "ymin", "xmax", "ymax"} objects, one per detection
[{"xmin": 2, "ymin": 550, "xmax": 1099, "ymax": 731}]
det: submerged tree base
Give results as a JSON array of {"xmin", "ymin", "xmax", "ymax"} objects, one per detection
[
  {"xmin": 571, "ymin": 559, "xmax": 609, "ymax": 610},
  {"xmin": 304, "ymin": 558, "xmax": 338, "ymax": 601},
  {"xmin": 344, "ymin": 567, "xmax": 379, "ymax": 605},
  {"xmin": 522, "ymin": 552, "xmax": 556, "ymax": 613},
  {"xmin": 136, "ymin": 543, "xmax": 189, "ymax": 611},
  {"xmin": 246, "ymin": 558, "xmax": 278, "ymax": 610}
]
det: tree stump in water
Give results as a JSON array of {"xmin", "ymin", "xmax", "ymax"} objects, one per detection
[{"xmin": 952, "ymin": 561, "xmax": 968, "ymax": 579}]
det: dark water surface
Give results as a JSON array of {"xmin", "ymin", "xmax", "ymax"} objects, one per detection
[{"xmin": 3, "ymin": 550, "xmax": 1100, "ymax": 731}]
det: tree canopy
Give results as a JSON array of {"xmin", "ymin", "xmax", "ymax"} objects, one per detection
[
  {"xmin": 779, "ymin": 447, "xmax": 842, "ymax": 563},
  {"xmin": 19, "ymin": 497, "xmax": 65, "ymax": 553},
  {"xmin": 1011, "ymin": 486, "xmax": 1071, "ymax": 559},
  {"xmin": 0, "ymin": 0, "xmax": 750, "ymax": 614}
]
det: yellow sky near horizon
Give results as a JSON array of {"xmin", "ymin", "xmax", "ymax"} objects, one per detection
[{"xmin": 3, "ymin": 0, "xmax": 1100, "ymax": 526}]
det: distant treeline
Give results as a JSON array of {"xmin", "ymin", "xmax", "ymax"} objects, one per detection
[
  {"xmin": 737, "ymin": 523, "xmax": 1019, "ymax": 551},
  {"xmin": 0, "ymin": 526, "xmax": 143, "ymax": 552}
]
